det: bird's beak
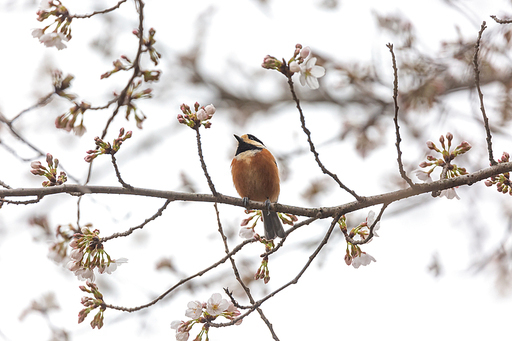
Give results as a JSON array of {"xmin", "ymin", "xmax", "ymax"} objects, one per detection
[{"xmin": 234, "ymin": 134, "xmax": 242, "ymax": 143}]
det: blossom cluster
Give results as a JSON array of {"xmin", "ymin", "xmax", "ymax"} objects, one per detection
[
  {"xmin": 261, "ymin": 44, "xmax": 326, "ymax": 89},
  {"xmin": 66, "ymin": 225, "xmax": 127, "ymax": 282},
  {"xmin": 238, "ymin": 209, "xmax": 297, "ymax": 240},
  {"xmin": 32, "ymin": 0, "xmax": 72, "ymax": 50},
  {"xmin": 100, "ymin": 28, "xmax": 161, "ymax": 80},
  {"xmin": 339, "ymin": 212, "xmax": 380, "ymax": 268},
  {"xmin": 485, "ymin": 152, "xmax": 512, "ymax": 194},
  {"xmin": 177, "ymin": 102, "xmax": 216, "ymax": 129},
  {"xmin": 30, "ymin": 153, "xmax": 67, "ymax": 187},
  {"xmin": 55, "ymin": 101, "xmax": 91, "ymax": 136},
  {"xmin": 84, "ymin": 128, "xmax": 132, "ymax": 163},
  {"xmin": 171, "ymin": 293, "xmax": 242, "ymax": 341},
  {"xmin": 101, "ymin": 29, "xmax": 160, "ymax": 129},
  {"xmin": 416, "ymin": 132, "xmax": 471, "ymax": 199},
  {"xmin": 78, "ymin": 281, "xmax": 106, "ymax": 329}
]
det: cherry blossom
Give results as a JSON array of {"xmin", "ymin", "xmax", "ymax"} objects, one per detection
[
  {"xmin": 415, "ymin": 170, "xmax": 433, "ymax": 182},
  {"xmin": 239, "ymin": 226, "xmax": 255, "ymax": 239},
  {"xmin": 352, "ymin": 252, "xmax": 376, "ymax": 268},
  {"xmin": 37, "ymin": 32, "xmax": 68, "ymax": 50},
  {"xmin": 206, "ymin": 293, "xmax": 229, "ymax": 316},
  {"xmin": 366, "ymin": 210, "xmax": 381, "ymax": 237},
  {"xmin": 299, "ymin": 57, "xmax": 325, "ymax": 89},
  {"xmin": 185, "ymin": 301, "xmax": 203, "ymax": 319},
  {"xmin": 440, "ymin": 188, "xmax": 460, "ymax": 200}
]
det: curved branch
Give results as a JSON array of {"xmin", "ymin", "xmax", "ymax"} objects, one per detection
[{"xmin": 2, "ymin": 162, "xmax": 512, "ymax": 218}]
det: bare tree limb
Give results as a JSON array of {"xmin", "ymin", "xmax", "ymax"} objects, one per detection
[
  {"xmin": 473, "ymin": 21, "xmax": 496, "ymax": 166},
  {"xmin": 3, "ymin": 162, "xmax": 511, "ymax": 218},
  {"xmin": 387, "ymin": 43, "xmax": 415, "ymax": 187}
]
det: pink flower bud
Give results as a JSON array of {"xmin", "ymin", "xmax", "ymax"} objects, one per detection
[
  {"xmin": 300, "ymin": 46, "xmax": 311, "ymax": 59},
  {"xmin": 426, "ymin": 141, "xmax": 436, "ymax": 150},
  {"xmin": 485, "ymin": 180, "xmax": 493, "ymax": 187},
  {"xmin": 446, "ymin": 132, "xmax": 453, "ymax": 141},
  {"xmin": 46, "ymin": 153, "xmax": 53, "ymax": 167},
  {"xmin": 31, "ymin": 161, "xmax": 42, "ymax": 169}
]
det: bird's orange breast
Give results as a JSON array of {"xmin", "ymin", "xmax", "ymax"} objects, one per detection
[{"xmin": 231, "ymin": 148, "xmax": 280, "ymax": 203}]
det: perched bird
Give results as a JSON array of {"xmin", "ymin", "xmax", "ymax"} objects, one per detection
[{"xmin": 231, "ymin": 134, "xmax": 285, "ymax": 239}]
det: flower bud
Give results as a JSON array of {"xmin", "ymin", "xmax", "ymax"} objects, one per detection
[
  {"xmin": 46, "ymin": 153, "xmax": 53, "ymax": 167},
  {"xmin": 204, "ymin": 104, "xmax": 216, "ymax": 117},
  {"xmin": 261, "ymin": 55, "xmax": 280, "ymax": 70},
  {"xmin": 426, "ymin": 141, "xmax": 436, "ymax": 150},
  {"xmin": 197, "ymin": 109, "xmax": 208, "ymax": 121},
  {"xmin": 289, "ymin": 61, "xmax": 300, "ymax": 73},
  {"xmin": 446, "ymin": 132, "xmax": 453, "ymax": 141},
  {"xmin": 300, "ymin": 46, "xmax": 311, "ymax": 59},
  {"xmin": 31, "ymin": 161, "xmax": 42, "ymax": 169}
]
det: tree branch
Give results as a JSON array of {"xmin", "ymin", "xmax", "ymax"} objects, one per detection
[
  {"xmin": 387, "ymin": 43, "xmax": 415, "ymax": 187},
  {"xmin": 3, "ymin": 162, "xmax": 511, "ymax": 218},
  {"xmin": 473, "ymin": 21, "xmax": 496, "ymax": 166}
]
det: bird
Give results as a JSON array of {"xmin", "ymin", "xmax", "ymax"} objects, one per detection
[{"xmin": 231, "ymin": 134, "xmax": 285, "ymax": 239}]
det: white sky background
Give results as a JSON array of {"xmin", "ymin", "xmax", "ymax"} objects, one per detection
[{"xmin": 1, "ymin": 0, "xmax": 512, "ymax": 340}]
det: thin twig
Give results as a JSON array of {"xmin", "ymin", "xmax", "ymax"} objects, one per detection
[
  {"xmin": 285, "ymin": 74, "xmax": 362, "ymax": 201},
  {"xmin": 99, "ymin": 0, "xmax": 145, "ymax": 141},
  {"xmin": 261, "ymin": 217, "xmax": 318, "ymax": 257},
  {"xmin": 195, "ymin": 127, "xmax": 217, "ymax": 195},
  {"xmin": 209, "ymin": 213, "xmax": 341, "ymax": 328},
  {"xmin": 343, "ymin": 203, "xmax": 389, "ymax": 245},
  {"xmin": 10, "ymin": 93, "xmax": 54, "ymax": 123},
  {"xmin": 70, "ymin": 0, "xmax": 128, "ymax": 19},
  {"xmin": 105, "ymin": 238, "xmax": 256, "ymax": 312},
  {"xmin": 473, "ymin": 21, "xmax": 496, "ymax": 166},
  {"xmin": 0, "ymin": 196, "xmax": 42, "ymax": 205},
  {"xmin": 0, "ymin": 180, "xmax": 12, "ymax": 189},
  {"xmin": 387, "ymin": 43, "xmax": 415, "ymax": 187},
  {"xmin": 111, "ymin": 154, "xmax": 133, "ymax": 189},
  {"xmin": 101, "ymin": 199, "xmax": 171, "ymax": 242},
  {"xmin": 212, "ymin": 203, "xmax": 280, "ymax": 340},
  {"xmin": 490, "ymin": 15, "xmax": 512, "ymax": 24}
]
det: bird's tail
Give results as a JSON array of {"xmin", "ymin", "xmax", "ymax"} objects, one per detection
[{"xmin": 262, "ymin": 210, "xmax": 285, "ymax": 240}]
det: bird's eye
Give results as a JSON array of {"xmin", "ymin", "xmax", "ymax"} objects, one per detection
[{"xmin": 247, "ymin": 134, "xmax": 264, "ymax": 146}]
